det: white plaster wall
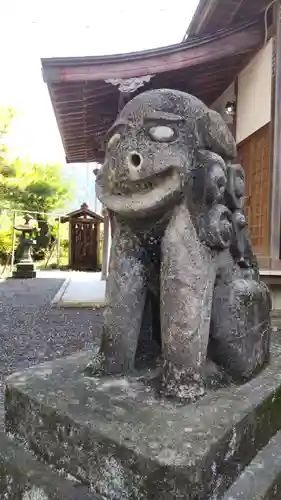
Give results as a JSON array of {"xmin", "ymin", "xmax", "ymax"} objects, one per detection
[
  {"xmin": 271, "ymin": 288, "xmax": 281, "ymax": 310},
  {"xmin": 236, "ymin": 39, "xmax": 273, "ymax": 144},
  {"xmin": 211, "ymin": 83, "xmax": 236, "ymax": 126}
]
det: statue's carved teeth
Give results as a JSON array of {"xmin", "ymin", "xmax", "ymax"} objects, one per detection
[
  {"xmin": 110, "ymin": 168, "xmax": 175, "ymax": 196},
  {"xmin": 112, "ymin": 180, "xmax": 155, "ymax": 195}
]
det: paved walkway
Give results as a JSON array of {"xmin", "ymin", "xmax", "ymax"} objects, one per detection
[
  {"xmin": 52, "ymin": 271, "xmax": 106, "ymax": 308},
  {"xmin": 0, "ymin": 274, "xmax": 104, "ymax": 424}
]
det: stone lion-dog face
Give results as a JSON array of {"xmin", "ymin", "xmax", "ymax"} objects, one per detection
[{"xmin": 96, "ymin": 89, "xmax": 236, "ymax": 220}]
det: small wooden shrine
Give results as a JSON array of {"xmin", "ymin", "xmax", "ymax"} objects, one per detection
[{"xmin": 61, "ymin": 203, "xmax": 103, "ymax": 271}]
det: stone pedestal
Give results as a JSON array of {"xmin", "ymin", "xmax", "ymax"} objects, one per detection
[
  {"xmin": 0, "ymin": 431, "xmax": 95, "ymax": 499},
  {"xmin": 222, "ymin": 430, "xmax": 281, "ymax": 500},
  {"xmin": 12, "ymin": 262, "xmax": 36, "ymax": 279},
  {"xmin": 4, "ymin": 335, "xmax": 281, "ymax": 500}
]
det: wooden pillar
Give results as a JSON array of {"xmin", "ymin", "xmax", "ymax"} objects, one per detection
[
  {"xmin": 96, "ymin": 222, "xmax": 101, "ymax": 269},
  {"xmin": 233, "ymin": 78, "xmax": 238, "ymax": 140},
  {"xmin": 68, "ymin": 221, "xmax": 72, "ymax": 268},
  {"xmin": 10, "ymin": 211, "xmax": 17, "ymax": 275},
  {"xmin": 101, "ymin": 209, "xmax": 110, "ymax": 280},
  {"xmin": 56, "ymin": 216, "xmax": 61, "ymax": 268},
  {"xmin": 270, "ymin": 1, "xmax": 281, "ymax": 265}
]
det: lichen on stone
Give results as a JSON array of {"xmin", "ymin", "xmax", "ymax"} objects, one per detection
[{"xmin": 22, "ymin": 487, "xmax": 49, "ymax": 500}]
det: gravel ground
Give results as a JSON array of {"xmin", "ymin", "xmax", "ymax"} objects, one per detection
[{"xmin": 0, "ymin": 277, "xmax": 104, "ymax": 421}]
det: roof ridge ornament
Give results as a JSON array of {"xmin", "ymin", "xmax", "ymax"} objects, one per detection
[{"xmin": 105, "ymin": 75, "xmax": 155, "ymax": 93}]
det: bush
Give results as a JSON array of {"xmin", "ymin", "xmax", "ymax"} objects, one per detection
[
  {"xmin": 0, "ymin": 212, "xmax": 13, "ymax": 262},
  {"xmin": 0, "ymin": 229, "xmax": 12, "ymax": 263},
  {"xmin": 60, "ymin": 238, "xmax": 69, "ymax": 251}
]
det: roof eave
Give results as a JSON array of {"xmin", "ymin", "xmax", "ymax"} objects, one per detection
[
  {"xmin": 186, "ymin": 0, "xmax": 219, "ymax": 38},
  {"xmin": 41, "ymin": 17, "xmax": 265, "ymax": 164},
  {"xmin": 42, "ymin": 18, "xmax": 263, "ymax": 85}
]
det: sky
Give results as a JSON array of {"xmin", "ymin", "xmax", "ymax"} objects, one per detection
[{"xmin": 1, "ymin": 0, "xmax": 199, "ymax": 164}]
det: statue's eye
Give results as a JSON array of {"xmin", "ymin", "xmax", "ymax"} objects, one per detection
[
  {"xmin": 107, "ymin": 133, "xmax": 121, "ymax": 149},
  {"xmin": 148, "ymin": 126, "xmax": 175, "ymax": 142}
]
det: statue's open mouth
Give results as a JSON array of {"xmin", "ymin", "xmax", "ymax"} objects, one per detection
[
  {"xmin": 96, "ymin": 167, "xmax": 181, "ymax": 218},
  {"xmin": 112, "ymin": 167, "xmax": 176, "ymax": 195}
]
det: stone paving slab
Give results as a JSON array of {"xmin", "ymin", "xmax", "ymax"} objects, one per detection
[{"xmin": 52, "ymin": 272, "xmax": 106, "ymax": 308}]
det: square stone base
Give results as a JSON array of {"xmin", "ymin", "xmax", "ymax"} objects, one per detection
[
  {"xmin": 5, "ymin": 336, "xmax": 281, "ymax": 500},
  {"xmin": 0, "ymin": 430, "xmax": 95, "ymax": 499},
  {"xmin": 13, "ymin": 263, "xmax": 36, "ymax": 279},
  {"xmin": 222, "ymin": 429, "xmax": 281, "ymax": 500}
]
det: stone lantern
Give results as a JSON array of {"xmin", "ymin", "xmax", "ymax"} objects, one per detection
[{"xmin": 13, "ymin": 214, "xmax": 39, "ymax": 279}]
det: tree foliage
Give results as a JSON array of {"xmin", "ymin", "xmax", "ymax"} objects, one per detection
[
  {"xmin": 0, "ymin": 107, "xmax": 74, "ymax": 214},
  {"xmin": 0, "ymin": 107, "xmax": 74, "ymax": 264}
]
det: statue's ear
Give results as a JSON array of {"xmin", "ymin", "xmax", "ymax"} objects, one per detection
[{"xmin": 197, "ymin": 109, "xmax": 237, "ymax": 160}]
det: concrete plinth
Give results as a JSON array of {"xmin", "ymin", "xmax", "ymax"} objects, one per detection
[
  {"xmin": 4, "ymin": 335, "xmax": 281, "ymax": 500},
  {"xmin": 222, "ymin": 429, "xmax": 281, "ymax": 500},
  {"xmin": 0, "ymin": 431, "xmax": 96, "ymax": 499}
]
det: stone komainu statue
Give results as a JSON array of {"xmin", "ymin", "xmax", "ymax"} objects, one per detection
[{"xmin": 92, "ymin": 89, "xmax": 271, "ymax": 403}]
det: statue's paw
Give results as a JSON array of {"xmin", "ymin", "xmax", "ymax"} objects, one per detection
[
  {"xmin": 161, "ymin": 362, "xmax": 206, "ymax": 404},
  {"xmin": 161, "ymin": 380, "xmax": 205, "ymax": 404},
  {"xmin": 84, "ymin": 352, "xmax": 105, "ymax": 377}
]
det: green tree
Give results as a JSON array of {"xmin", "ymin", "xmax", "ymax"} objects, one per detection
[
  {"xmin": 0, "ymin": 106, "xmax": 74, "ymax": 214},
  {"xmin": 0, "ymin": 106, "xmax": 75, "ymax": 265},
  {"xmin": 0, "ymin": 107, "xmax": 19, "ymax": 205},
  {"xmin": 0, "ymin": 106, "xmax": 15, "ymax": 165},
  {"xmin": 5, "ymin": 159, "xmax": 74, "ymax": 214}
]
